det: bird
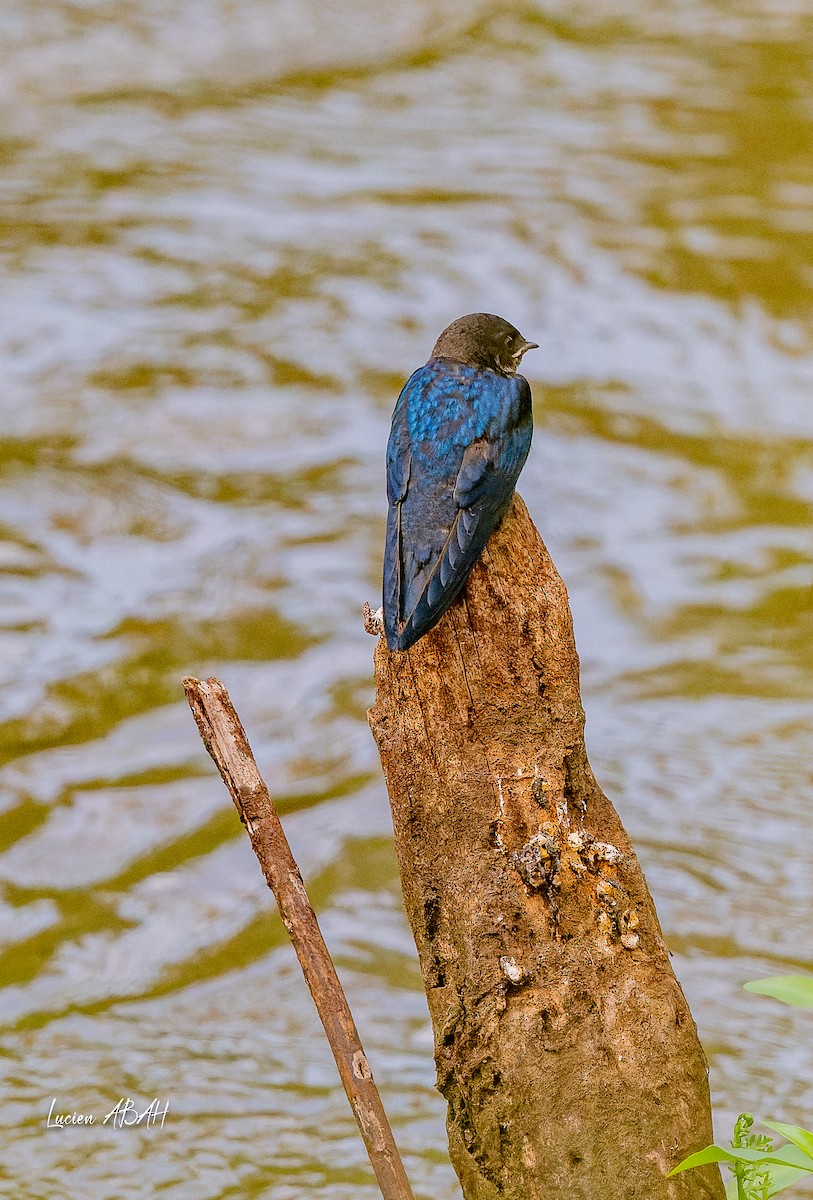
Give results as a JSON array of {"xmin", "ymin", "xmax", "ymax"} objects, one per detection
[{"xmin": 383, "ymin": 312, "xmax": 537, "ymax": 652}]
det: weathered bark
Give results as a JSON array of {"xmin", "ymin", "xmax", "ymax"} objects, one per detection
[
  {"xmin": 183, "ymin": 676, "xmax": 416, "ymax": 1200},
  {"xmin": 367, "ymin": 495, "xmax": 723, "ymax": 1200}
]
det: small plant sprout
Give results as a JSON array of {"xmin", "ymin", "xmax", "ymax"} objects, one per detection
[{"xmin": 669, "ymin": 973, "xmax": 813, "ymax": 1198}]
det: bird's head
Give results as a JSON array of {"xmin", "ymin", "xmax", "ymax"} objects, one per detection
[{"xmin": 431, "ymin": 313, "xmax": 538, "ymax": 377}]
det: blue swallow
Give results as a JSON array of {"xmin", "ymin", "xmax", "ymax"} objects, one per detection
[{"xmin": 383, "ymin": 313, "xmax": 537, "ymax": 652}]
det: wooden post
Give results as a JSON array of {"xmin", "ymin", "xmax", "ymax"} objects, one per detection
[
  {"xmin": 183, "ymin": 676, "xmax": 416, "ymax": 1200},
  {"xmin": 367, "ymin": 495, "xmax": 724, "ymax": 1200}
]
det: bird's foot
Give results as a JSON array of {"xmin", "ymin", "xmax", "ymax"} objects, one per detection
[{"xmin": 362, "ymin": 602, "xmax": 385, "ymax": 636}]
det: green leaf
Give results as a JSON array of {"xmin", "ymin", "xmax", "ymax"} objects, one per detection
[
  {"xmin": 744, "ymin": 976, "xmax": 813, "ymax": 1008},
  {"xmin": 669, "ymin": 1144, "xmax": 813, "ymax": 1177},
  {"xmin": 764, "ymin": 1164, "xmax": 813, "ymax": 1197},
  {"xmin": 762, "ymin": 1163, "xmax": 812, "ymax": 1199},
  {"xmin": 762, "ymin": 1123, "xmax": 813, "ymax": 1163},
  {"xmin": 669, "ymin": 1145, "xmax": 734, "ymax": 1173},
  {"xmin": 769, "ymin": 1144, "xmax": 813, "ymax": 1171}
]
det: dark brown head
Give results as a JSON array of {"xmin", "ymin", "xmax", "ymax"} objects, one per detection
[{"xmin": 431, "ymin": 312, "xmax": 538, "ymax": 377}]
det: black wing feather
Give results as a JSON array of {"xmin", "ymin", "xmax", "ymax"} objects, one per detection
[{"xmin": 387, "ymin": 440, "xmax": 509, "ymax": 651}]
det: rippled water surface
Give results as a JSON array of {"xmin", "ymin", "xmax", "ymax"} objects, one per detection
[{"xmin": 1, "ymin": 2, "xmax": 812, "ymax": 1197}]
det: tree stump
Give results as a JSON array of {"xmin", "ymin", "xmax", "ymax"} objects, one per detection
[{"xmin": 367, "ymin": 494, "xmax": 723, "ymax": 1200}]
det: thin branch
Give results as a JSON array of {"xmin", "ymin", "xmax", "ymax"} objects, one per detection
[{"xmin": 183, "ymin": 675, "xmax": 416, "ymax": 1200}]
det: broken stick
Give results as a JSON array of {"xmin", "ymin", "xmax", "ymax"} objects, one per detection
[{"xmin": 183, "ymin": 675, "xmax": 415, "ymax": 1200}]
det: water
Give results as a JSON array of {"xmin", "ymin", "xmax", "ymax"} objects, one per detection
[{"xmin": 0, "ymin": 2, "xmax": 811, "ymax": 1196}]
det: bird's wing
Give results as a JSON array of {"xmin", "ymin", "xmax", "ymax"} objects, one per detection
[
  {"xmin": 402, "ymin": 437, "xmax": 503, "ymax": 625},
  {"xmin": 383, "ymin": 378, "xmax": 413, "ymax": 634},
  {"xmin": 453, "ymin": 435, "xmax": 501, "ymax": 509},
  {"xmin": 385, "ymin": 386, "xmax": 412, "ymax": 507}
]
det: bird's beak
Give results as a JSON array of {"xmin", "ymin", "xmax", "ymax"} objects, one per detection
[{"xmin": 513, "ymin": 340, "xmax": 539, "ymax": 360}]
